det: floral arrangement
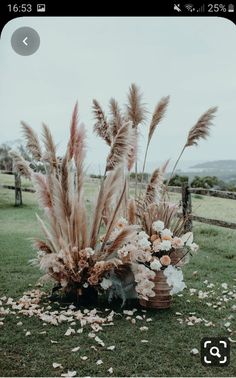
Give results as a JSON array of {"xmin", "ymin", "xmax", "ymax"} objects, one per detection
[{"xmin": 11, "ymin": 84, "xmax": 217, "ymax": 308}]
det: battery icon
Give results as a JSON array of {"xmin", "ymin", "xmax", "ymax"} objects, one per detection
[{"xmin": 228, "ymin": 4, "xmax": 234, "ymax": 12}]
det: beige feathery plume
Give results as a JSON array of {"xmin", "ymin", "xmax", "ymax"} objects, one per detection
[
  {"xmin": 141, "ymin": 96, "xmax": 170, "ymax": 180},
  {"xmin": 80, "ymin": 203, "xmax": 88, "ymax": 249},
  {"xmin": 128, "ymin": 197, "xmax": 137, "ymax": 225},
  {"xmin": 33, "ymin": 238, "xmax": 52, "ymax": 253},
  {"xmin": 93, "ymin": 99, "xmax": 111, "ymax": 146},
  {"xmin": 127, "ymin": 127, "xmax": 138, "ymax": 172},
  {"xmin": 21, "ymin": 122, "xmax": 42, "ymax": 161},
  {"xmin": 109, "ymin": 98, "xmax": 123, "ymax": 138},
  {"xmin": 101, "ymin": 180, "xmax": 127, "ymax": 250},
  {"xmin": 90, "ymin": 167, "xmax": 122, "ymax": 249},
  {"xmin": 144, "ymin": 160, "xmax": 169, "ymax": 205},
  {"xmin": 32, "ymin": 172, "xmax": 52, "ymax": 209},
  {"xmin": 106, "ymin": 122, "xmax": 131, "ymax": 171},
  {"xmin": 105, "ymin": 226, "xmax": 137, "ymax": 255},
  {"xmin": 50, "ymin": 175, "xmax": 69, "ymax": 241},
  {"xmin": 67, "ymin": 102, "xmax": 78, "ymax": 160},
  {"xmin": 10, "ymin": 150, "xmax": 32, "ymax": 178},
  {"xmin": 126, "ymin": 83, "xmax": 146, "ymax": 128},
  {"xmin": 167, "ymin": 107, "xmax": 218, "ymax": 184},
  {"xmin": 148, "ymin": 96, "xmax": 170, "ymax": 142},
  {"xmin": 42, "ymin": 123, "xmax": 58, "ymax": 169},
  {"xmin": 36, "ymin": 213, "xmax": 57, "ymax": 253},
  {"xmin": 185, "ymin": 107, "xmax": 218, "ymax": 147},
  {"xmin": 60, "ymin": 156, "xmax": 71, "ymax": 217},
  {"xmin": 74, "ymin": 123, "xmax": 86, "ymax": 196}
]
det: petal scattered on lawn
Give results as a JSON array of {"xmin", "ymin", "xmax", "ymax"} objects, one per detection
[
  {"xmin": 88, "ymin": 332, "xmax": 96, "ymax": 338},
  {"xmin": 123, "ymin": 310, "xmax": 133, "ymax": 316},
  {"xmin": 17, "ymin": 321, "xmax": 23, "ymax": 326},
  {"xmin": 80, "ymin": 356, "xmax": 88, "ymax": 361},
  {"xmin": 140, "ymin": 326, "xmax": 148, "ymax": 331},
  {"xmin": 25, "ymin": 331, "xmax": 31, "ymax": 336},
  {"xmin": 71, "ymin": 346, "xmax": 80, "ymax": 352},
  {"xmin": 190, "ymin": 348, "xmax": 199, "ymax": 355},
  {"xmin": 61, "ymin": 370, "xmax": 77, "ymax": 377},
  {"xmin": 53, "ymin": 362, "xmax": 63, "ymax": 369},
  {"xmin": 51, "ymin": 340, "xmax": 58, "ymax": 344},
  {"xmin": 65, "ymin": 327, "xmax": 75, "ymax": 336},
  {"xmin": 141, "ymin": 339, "xmax": 148, "ymax": 343},
  {"xmin": 96, "ymin": 359, "xmax": 103, "ymax": 365},
  {"xmin": 107, "ymin": 345, "xmax": 115, "ymax": 351},
  {"xmin": 95, "ymin": 336, "xmax": 105, "ymax": 347},
  {"xmin": 108, "ymin": 367, "xmax": 113, "ymax": 374}
]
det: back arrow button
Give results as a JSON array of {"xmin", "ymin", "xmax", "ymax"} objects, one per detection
[
  {"xmin": 23, "ymin": 37, "xmax": 28, "ymax": 46},
  {"xmin": 11, "ymin": 27, "xmax": 40, "ymax": 56}
]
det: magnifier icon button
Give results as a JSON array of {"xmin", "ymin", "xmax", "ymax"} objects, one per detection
[{"xmin": 210, "ymin": 346, "xmax": 221, "ymax": 358}]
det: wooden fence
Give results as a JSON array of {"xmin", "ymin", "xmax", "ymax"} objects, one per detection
[{"xmin": 1, "ymin": 171, "xmax": 236, "ymax": 231}]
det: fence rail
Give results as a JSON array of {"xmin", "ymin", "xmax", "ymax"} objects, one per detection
[{"xmin": 1, "ymin": 171, "xmax": 236, "ymax": 230}]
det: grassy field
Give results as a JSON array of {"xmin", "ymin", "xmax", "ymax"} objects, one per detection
[{"xmin": 0, "ymin": 180, "xmax": 236, "ymax": 377}]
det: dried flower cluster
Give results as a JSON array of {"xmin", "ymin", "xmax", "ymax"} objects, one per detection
[{"xmin": 11, "ymin": 84, "xmax": 216, "ymax": 306}]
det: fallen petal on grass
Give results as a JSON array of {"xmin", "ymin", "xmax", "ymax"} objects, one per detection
[
  {"xmin": 190, "ymin": 348, "xmax": 199, "ymax": 355},
  {"xmin": 53, "ymin": 362, "xmax": 63, "ymax": 369},
  {"xmin": 71, "ymin": 346, "xmax": 80, "ymax": 352}
]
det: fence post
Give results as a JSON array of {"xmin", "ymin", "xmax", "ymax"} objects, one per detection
[
  {"xmin": 15, "ymin": 173, "xmax": 22, "ymax": 206},
  {"xmin": 182, "ymin": 183, "xmax": 192, "ymax": 232}
]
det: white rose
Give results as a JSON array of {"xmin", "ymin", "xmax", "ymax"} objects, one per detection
[
  {"xmin": 160, "ymin": 240, "xmax": 172, "ymax": 251},
  {"xmin": 150, "ymin": 258, "xmax": 162, "ymax": 271},
  {"xmin": 138, "ymin": 238, "xmax": 151, "ymax": 249},
  {"xmin": 190, "ymin": 242, "xmax": 199, "ymax": 253},
  {"xmin": 152, "ymin": 220, "xmax": 165, "ymax": 232},
  {"xmin": 181, "ymin": 232, "xmax": 193, "ymax": 246},
  {"xmin": 161, "ymin": 228, "xmax": 173, "ymax": 238}
]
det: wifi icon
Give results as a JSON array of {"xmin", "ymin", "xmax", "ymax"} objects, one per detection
[{"xmin": 185, "ymin": 4, "xmax": 195, "ymax": 11}]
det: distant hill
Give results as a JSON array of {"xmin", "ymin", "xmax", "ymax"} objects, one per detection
[{"xmin": 191, "ymin": 160, "xmax": 236, "ymax": 171}]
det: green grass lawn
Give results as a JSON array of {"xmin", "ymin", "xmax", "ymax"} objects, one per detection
[{"xmin": 0, "ymin": 186, "xmax": 236, "ymax": 377}]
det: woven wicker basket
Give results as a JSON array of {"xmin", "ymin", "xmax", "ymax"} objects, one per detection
[{"xmin": 139, "ymin": 270, "xmax": 172, "ymax": 309}]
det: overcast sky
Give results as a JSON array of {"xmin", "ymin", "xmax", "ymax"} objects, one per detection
[{"xmin": 0, "ymin": 17, "xmax": 235, "ymax": 172}]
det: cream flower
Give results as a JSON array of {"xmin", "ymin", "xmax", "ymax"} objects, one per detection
[
  {"xmin": 164, "ymin": 265, "xmax": 186, "ymax": 295},
  {"xmin": 138, "ymin": 237, "xmax": 151, "ymax": 250},
  {"xmin": 160, "ymin": 255, "xmax": 171, "ymax": 266},
  {"xmin": 153, "ymin": 239, "xmax": 161, "ymax": 252},
  {"xmin": 100, "ymin": 278, "xmax": 112, "ymax": 290},
  {"xmin": 152, "ymin": 220, "xmax": 165, "ymax": 232},
  {"xmin": 172, "ymin": 237, "xmax": 184, "ymax": 249},
  {"xmin": 181, "ymin": 232, "xmax": 193, "ymax": 245},
  {"xmin": 161, "ymin": 228, "xmax": 173, "ymax": 240},
  {"xmin": 160, "ymin": 240, "xmax": 172, "ymax": 251},
  {"xmin": 150, "ymin": 258, "xmax": 162, "ymax": 271},
  {"xmin": 190, "ymin": 242, "xmax": 199, "ymax": 253}
]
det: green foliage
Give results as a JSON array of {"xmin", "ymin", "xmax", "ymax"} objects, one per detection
[
  {"xmin": 165, "ymin": 174, "xmax": 189, "ymax": 187},
  {"xmin": 130, "ymin": 172, "xmax": 149, "ymax": 182},
  {"xmin": 0, "ymin": 144, "xmax": 12, "ymax": 171},
  {"xmin": 191, "ymin": 175, "xmax": 219, "ymax": 189}
]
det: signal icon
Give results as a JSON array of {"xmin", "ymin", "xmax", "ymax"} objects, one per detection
[
  {"xmin": 197, "ymin": 4, "xmax": 205, "ymax": 12},
  {"xmin": 185, "ymin": 4, "xmax": 195, "ymax": 12}
]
